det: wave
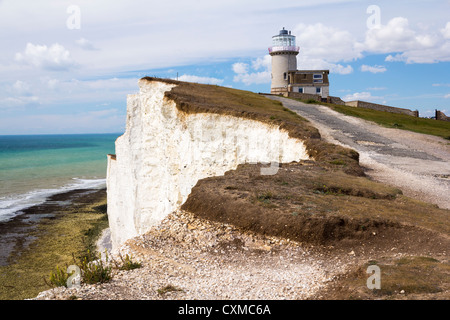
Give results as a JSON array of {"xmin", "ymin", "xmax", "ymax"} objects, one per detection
[{"xmin": 0, "ymin": 178, "xmax": 106, "ymax": 223}]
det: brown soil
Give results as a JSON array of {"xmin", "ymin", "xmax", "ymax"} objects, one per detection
[
  {"xmin": 182, "ymin": 162, "xmax": 449, "ymax": 244},
  {"xmin": 309, "ymin": 255, "xmax": 450, "ymax": 300},
  {"xmin": 181, "ymin": 161, "xmax": 449, "ymax": 299}
]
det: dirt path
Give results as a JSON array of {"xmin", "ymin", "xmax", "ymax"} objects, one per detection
[{"xmin": 266, "ymin": 96, "xmax": 450, "ymax": 210}]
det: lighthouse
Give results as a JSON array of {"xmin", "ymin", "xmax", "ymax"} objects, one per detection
[
  {"xmin": 269, "ymin": 28, "xmax": 330, "ymax": 99},
  {"xmin": 269, "ymin": 28, "xmax": 300, "ymax": 94}
]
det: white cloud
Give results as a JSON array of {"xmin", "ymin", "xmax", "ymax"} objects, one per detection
[
  {"xmin": 297, "ymin": 57, "xmax": 353, "ymax": 75},
  {"xmin": 367, "ymin": 87, "xmax": 387, "ymax": 91},
  {"xmin": 327, "ymin": 63, "xmax": 353, "ymax": 75},
  {"xmin": 342, "ymin": 91, "xmax": 382, "ymax": 102},
  {"xmin": 0, "ymin": 108, "xmax": 125, "ymax": 134},
  {"xmin": 294, "ymin": 23, "xmax": 364, "ymax": 63},
  {"xmin": 233, "ymin": 70, "xmax": 271, "ymax": 85},
  {"xmin": 176, "ymin": 74, "xmax": 224, "ymax": 85},
  {"xmin": 361, "ymin": 65, "xmax": 387, "ymax": 74},
  {"xmin": 385, "ymin": 54, "xmax": 402, "ymax": 62},
  {"xmin": 365, "ymin": 17, "xmax": 418, "ymax": 53},
  {"xmin": 251, "ymin": 55, "xmax": 271, "ymax": 71},
  {"xmin": 0, "ymin": 77, "xmax": 139, "ymax": 110},
  {"xmin": 432, "ymin": 83, "xmax": 450, "ymax": 87},
  {"xmin": 232, "ymin": 62, "xmax": 249, "ymax": 74},
  {"xmin": 444, "ymin": 94, "xmax": 450, "ymax": 99},
  {"xmin": 232, "ymin": 55, "xmax": 271, "ymax": 85},
  {"xmin": 269, "ymin": 18, "xmax": 450, "ymax": 69},
  {"xmin": 421, "ymin": 109, "xmax": 436, "ymax": 117},
  {"xmin": 0, "ymin": 80, "xmax": 38, "ymax": 108},
  {"xmin": 14, "ymin": 43, "xmax": 76, "ymax": 71},
  {"xmin": 12, "ymin": 80, "xmax": 31, "ymax": 94},
  {"xmin": 365, "ymin": 18, "xmax": 450, "ymax": 64},
  {"xmin": 1, "ymin": 95, "xmax": 39, "ymax": 108},
  {"xmin": 441, "ymin": 22, "xmax": 450, "ymax": 39},
  {"xmin": 82, "ymin": 77, "xmax": 138, "ymax": 90},
  {"xmin": 385, "ymin": 44, "xmax": 450, "ymax": 64},
  {"xmin": 75, "ymin": 38, "xmax": 98, "ymax": 51},
  {"xmin": 290, "ymin": 23, "xmax": 359, "ymax": 75},
  {"xmin": 45, "ymin": 78, "xmax": 59, "ymax": 90}
]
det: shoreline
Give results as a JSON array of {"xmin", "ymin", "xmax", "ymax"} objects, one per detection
[
  {"xmin": 0, "ymin": 178, "xmax": 106, "ymax": 223},
  {"xmin": 0, "ymin": 187, "xmax": 108, "ymax": 300},
  {"xmin": 0, "ymin": 188, "xmax": 106, "ymax": 266}
]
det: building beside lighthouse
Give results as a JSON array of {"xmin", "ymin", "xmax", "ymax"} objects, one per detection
[{"xmin": 269, "ymin": 28, "xmax": 330, "ymax": 100}]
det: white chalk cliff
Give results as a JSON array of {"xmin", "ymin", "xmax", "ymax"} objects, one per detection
[{"xmin": 107, "ymin": 79, "xmax": 310, "ymax": 250}]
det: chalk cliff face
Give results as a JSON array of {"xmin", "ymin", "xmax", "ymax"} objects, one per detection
[{"xmin": 107, "ymin": 79, "xmax": 309, "ymax": 249}]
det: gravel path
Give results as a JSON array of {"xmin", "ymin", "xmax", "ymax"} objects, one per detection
[
  {"xmin": 33, "ymin": 210, "xmax": 352, "ymax": 300},
  {"xmin": 266, "ymin": 96, "xmax": 450, "ymax": 210}
]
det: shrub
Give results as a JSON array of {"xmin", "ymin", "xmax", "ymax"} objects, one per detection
[
  {"xmin": 80, "ymin": 251, "xmax": 113, "ymax": 285},
  {"xmin": 46, "ymin": 250, "xmax": 113, "ymax": 288},
  {"xmin": 46, "ymin": 250, "xmax": 143, "ymax": 288},
  {"xmin": 117, "ymin": 254, "xmax": 142, "ymax": 271},
  {"xmin": 47, "ymin": 265, "xmax": 71, "ymax": 288},
  {"xmin": 157, "ymin": 285, "xmax": 183, "ymax": 295},
  {"xmin": 257, "ymin": 191, "xmax": 273, "ymax": 202}
]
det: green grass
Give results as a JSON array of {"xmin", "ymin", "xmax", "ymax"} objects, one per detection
[
  {"xmin": 117, "ymin": 254, "xmax": 142, "ymax": 271},
  {"xmin": 322, "ymin": 102, "xmax": 450, "ymax": 139},
  {"xmin": 164, "ymin": 80, "xmax": 311, "ymax": 126}
]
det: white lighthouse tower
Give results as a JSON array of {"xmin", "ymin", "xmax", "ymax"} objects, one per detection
[{"xmin": 269, "ymin": 27, "xmax": 300, "ymax": 94}]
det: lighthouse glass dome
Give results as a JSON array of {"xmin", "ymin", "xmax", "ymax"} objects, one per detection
[{"xmin": 269, "ymin": 28, "xmax": 299, "ymax": 54}]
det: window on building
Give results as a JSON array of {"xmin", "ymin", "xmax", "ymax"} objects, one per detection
[
  {"xmin": 298, "ymin": 88, "xmax": 303, "ymax": 93},
  {"xmin": 316, "ymin": 87, "xmax": 321, "ymax": 94},
  {"xmin": 313, "ymin": 74, "xmax": 323, "ymax": 79},
  {"xmin": 313, "ymin": 79, "xmax": 323, "ymax": 83},
  {"xmin": 284, "ymin": 72, "xmax": 287, "ymax": 80}
]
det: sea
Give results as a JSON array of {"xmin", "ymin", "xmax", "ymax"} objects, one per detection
[{"xmin": 0, "ymin": 133, "xmax": 120, "ymax": 222}]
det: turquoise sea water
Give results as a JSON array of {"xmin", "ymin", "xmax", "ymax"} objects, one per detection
[{"xmin": 0, "ymin": 133, "xmax": 120, "ymax": 222}]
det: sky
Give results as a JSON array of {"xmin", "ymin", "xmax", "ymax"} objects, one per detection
[{"xmin": 0, "ymin": 0, "xmax": 450, "ymax": 135}]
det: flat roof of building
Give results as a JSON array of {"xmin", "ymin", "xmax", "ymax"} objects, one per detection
[{"xmin": 288, "ymin": 70, "xmax": 330, "ymax": 73}]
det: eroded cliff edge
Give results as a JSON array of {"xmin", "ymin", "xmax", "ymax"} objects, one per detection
[{"xmin": 107, "ymin": 78, "xmax": 336, "ymax": 249}]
